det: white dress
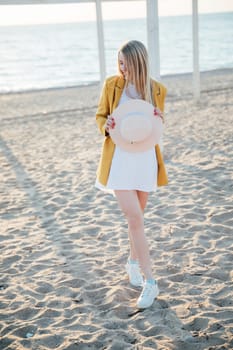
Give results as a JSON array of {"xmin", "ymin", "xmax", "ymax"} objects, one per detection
[{"xmin": 95, "ymin": 84, "xmax": 158, "ymax": 193}]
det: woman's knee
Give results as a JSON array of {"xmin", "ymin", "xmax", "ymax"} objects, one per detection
[{"xmin": 125, "ymin": 209, "xmax": 143, "ymax": 228}]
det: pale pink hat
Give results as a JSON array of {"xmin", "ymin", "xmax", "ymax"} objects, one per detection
[{"xmin": 110, "ymin": 99, "xmax": 163, "ymax": 152}]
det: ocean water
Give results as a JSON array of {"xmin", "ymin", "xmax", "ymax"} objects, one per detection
[{"xmin": 0, "ymin": 12, "xmax": 232, "ymax": 93}]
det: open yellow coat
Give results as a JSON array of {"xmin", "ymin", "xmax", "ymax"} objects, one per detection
[{"xmin": 96, "ymin": 75, "xmax": 168, "ymax": 187}]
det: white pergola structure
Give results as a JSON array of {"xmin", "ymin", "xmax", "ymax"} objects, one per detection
[{"xmin": 0, "ymin": 0, "xmax": 200, "ymax": 100}]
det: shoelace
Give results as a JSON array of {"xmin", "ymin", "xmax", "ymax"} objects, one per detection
[
  {"xmin": 141, "ymin": 284, "xmax": 155, "ymax": 297},
  {"xmin": 130, "ymin": 265, "xmax": 142, "ymax": 278}
]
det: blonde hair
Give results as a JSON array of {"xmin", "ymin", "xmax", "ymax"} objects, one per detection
[{"xmin": 118, "ymin": 40, "xmax": 153, "ymax": 104}]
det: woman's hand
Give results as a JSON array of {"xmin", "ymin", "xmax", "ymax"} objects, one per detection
[
  {"xmin": 154, "ymin": 108, "xmax": 164, "ymax": 123},
  {"xmin": 105, "ymin": 115, "xmax": 115, "ymax": 133}
]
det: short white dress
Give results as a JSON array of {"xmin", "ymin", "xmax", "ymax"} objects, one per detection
[{"xmin": 95, "ymin": 84, "xmax": 158, "ymax": 193}]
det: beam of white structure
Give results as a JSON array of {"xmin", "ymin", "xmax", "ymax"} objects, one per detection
[
  {"xmin": 146, "ymin": 0, "xmax": 160, "ymax": 79},
  {"xmin": 192, "ymin": 0, "xmax": 200, "ymax": 101},
  {"xmin": 95, "ymin": 0, "xmax": 106, "ymax": 85}
]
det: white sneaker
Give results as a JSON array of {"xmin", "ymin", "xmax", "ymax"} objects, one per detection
[
  {"xmin": 137, "ymin": 281, "xmax": 159, "ymax": 309},
  {"xmin": 125, "ymin": 260, "xmax": 144, "ymax": 287}
]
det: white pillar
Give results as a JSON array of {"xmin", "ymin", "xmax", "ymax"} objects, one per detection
[
  {"xmin": 95, "ymin": 0, "xmax": 106, "ymax": 85},
  {"xmin": 146, "ymin": 0, "xmax": 160, "ymax": 79},
  {"xmin": 192, "ymin": 0, "xmax": 200, "ymax": 101}
]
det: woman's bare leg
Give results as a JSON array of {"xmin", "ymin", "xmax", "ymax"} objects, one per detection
[
  {"xmin": 114, "ymin": 190, "xmax": 153, "ymax": 280},
  {"xmin": 127, "ymin": 190, "xmax": 149, "ymax": 260},
  {"xmin": 137, "ymin": 190, "xmax": 149, "ymax": 212}
]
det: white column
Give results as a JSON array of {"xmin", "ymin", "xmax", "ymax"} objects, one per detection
[
  {"xmin": 146, "ymin": 0, "xmax": 160, "ymax": 79},
  {"xmin": 95, "ymin": 0, "xmax": 106, "ymax": 85},
  {"xmin": 192, "ymin": 0, "xmax": 200, "ymax": 101}
]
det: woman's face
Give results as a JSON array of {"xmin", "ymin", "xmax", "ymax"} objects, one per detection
[{"xmin": 118, "ymin": 51, "xmax": 128, "ymax": 79}]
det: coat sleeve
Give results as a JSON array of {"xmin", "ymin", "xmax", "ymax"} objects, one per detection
[
  {"xmin": 158, "ymin": 84, "xmax": 167, "ymax": 113},
  {"xmin": 96, "ymin": 80, "xmax": 110, "ymax": 136},
  {"xmin": 151, "ymin": 80, "xmax": 167, "ymax": 114}
]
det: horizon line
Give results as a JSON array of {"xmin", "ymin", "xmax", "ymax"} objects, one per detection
[{"xmin": 0, "ymin": 10, "xmax": 232, "ymax": 27}]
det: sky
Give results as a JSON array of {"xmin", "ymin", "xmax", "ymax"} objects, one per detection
[{"xmin": 0, "ymin": 0, "xmax": 233, "ymax": 26}]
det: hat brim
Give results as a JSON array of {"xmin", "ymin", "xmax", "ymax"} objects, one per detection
[{"xmin": 110, "ymin": 99, "xmax": 163, "ymax": 153}]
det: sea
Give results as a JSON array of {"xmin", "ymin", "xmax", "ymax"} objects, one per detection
[{"xmin": 0, "ymin": 12, "xmax": 232, "ymax": 93}]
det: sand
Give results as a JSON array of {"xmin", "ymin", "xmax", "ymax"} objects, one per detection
[{"xmin": 0, "ymin": 69, "xmax": 232, "ymax": 350}]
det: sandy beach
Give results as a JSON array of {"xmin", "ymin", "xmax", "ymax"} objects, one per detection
[{"xmin": 0, "ymin": 69, "xmax": 233, "ymax": 350}]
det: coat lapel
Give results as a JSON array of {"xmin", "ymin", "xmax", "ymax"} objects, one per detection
[{"xmin": 112, "ymin": 76, "xmax": 125, "ymax": 112}]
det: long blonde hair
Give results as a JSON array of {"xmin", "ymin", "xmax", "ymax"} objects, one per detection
[{"xmin": 117, "ymin": 40, "xmax": 153, "ymax": 103}]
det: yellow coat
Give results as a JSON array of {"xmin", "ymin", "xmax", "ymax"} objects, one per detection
[{"xmin": 96, "ymin": 75, "xmax": 168, "ymax": 187}]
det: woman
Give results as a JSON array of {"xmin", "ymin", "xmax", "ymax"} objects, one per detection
[{"xmin": 95, "ymin": 40, "xmax": 168, "ymax": 309}]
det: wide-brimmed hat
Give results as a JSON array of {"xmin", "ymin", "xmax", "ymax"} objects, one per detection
[{"xmin": 109, "ymin": 99, "xmax": 163, "ymax": 152}]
